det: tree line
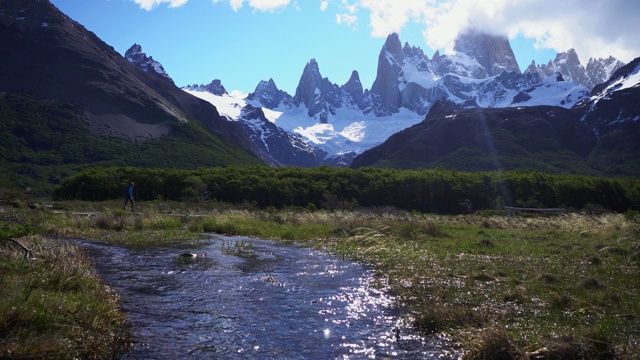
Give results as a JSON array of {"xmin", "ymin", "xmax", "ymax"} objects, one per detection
[{"xmin": 52, "ymin": 166, "xmax": 640, "ymax": 214}]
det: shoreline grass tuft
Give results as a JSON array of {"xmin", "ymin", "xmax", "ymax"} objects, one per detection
[{"xmin": 0, "ymin": 235, "xmax": 130, "ymax": 358}]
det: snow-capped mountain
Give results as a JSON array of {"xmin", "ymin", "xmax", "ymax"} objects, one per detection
[
  {"xmin": 234, "ymin": 104, "xmax": 330, "ymax": 167},
  {"xmin": 293, "ymin": 59, "xmax": 345, "ymax": 124},
  {"xmin": 368, "ymin": 33, "xmax": 437, "ymax": 116},
  {"xmin": 524, "ymin": 49, "xmax": 624, "ymax": 89},
  {"xmin": 577, "ymin": 57, "xmax": 640, "ymax": 134},
  {"xmin": 125, "ymin": 44, "xmax": 173, "ymax": 82},
  {"xmin": 183, "ymin": 79, "xmax": 228, "ymax": 96},
  {"xmin": 127, "ymin": 31, "xmax": 626, "ymax": 167},
  {"xmin": 366, "ymin": 32, "xmax": 591, "ymax": 116},
  {"xmin": 183, "ymin": 83, "xmax": 339, "ymax": 166},
  {"xmin": 450, "ymin": 30, "xmax": 521, "ymax": 77},
  {"xmin": 509, "ymin": 73, "xmax": 590, "ymax": 108},
  {"xmin": 246, "ymin": 79, "xmax": 293, "ymax": 109},
  {"xmin": 352, "ymin": 57, "xmax": 640, "ymax": 175},
  {"xmin": 586, "ymin": 56, "xmax": 627, "ymax": 89},
  {"xmin": 184, "ymin": 79, "xmax": 423, "ymax": 165}
]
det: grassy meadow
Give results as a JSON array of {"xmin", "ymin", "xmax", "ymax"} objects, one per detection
[{"xmin": 1, "ymin": 199, "xmax": 639, "ymax": 359}]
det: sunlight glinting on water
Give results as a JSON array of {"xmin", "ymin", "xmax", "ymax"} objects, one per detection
[{"xmin": 77, "ymin": 235, "xmax": 450, "ymax": 359}]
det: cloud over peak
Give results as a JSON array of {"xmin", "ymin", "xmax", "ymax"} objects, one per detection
[
  {"xmin": 363, "ymin": 0, "xmax": 639, "ymax": 63},
  {"xmin": 132, "ymin": 0, "xmax": 639, "ymax": 63}
]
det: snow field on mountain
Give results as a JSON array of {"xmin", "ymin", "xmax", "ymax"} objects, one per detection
[
  {"xmin": 608, "ymin": 62, "xmax": 640, "ymax": 93},
  {"xmin": 185, "ymin": 88, "xmax": 424, "ymax": 157},
  {"xmin": 271, "ymin": 105, "xmax": 424, "ymax": 156},
  {"xmin": 590, "ymin": 62, "xmax": 640, "ymax": 107},
  {"xmin": 183, "ymin": 89, "xmax": 245, "ymax": 120}
]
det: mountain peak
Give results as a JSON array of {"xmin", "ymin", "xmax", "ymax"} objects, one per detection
[
  {"xmin": 524, "ymin": 60, "xmax": 538, "ymax": 74},
  {"xmin": 346, "ymin": 70, "xmax": 361, "ymax": 85},
  {"xmin": 586, "ymin": 55, "xmax": 626, "ymax": 89},
  {"xmin": 383, "ymin": 33, "xmax": 402, "ymax": 53},
  {"xmin": 125, "ymin": 43, "xmax": 173, "ymax": 82},
  {"xmin": 182, "ymin": 79, "xmax": 227, "ymax": 96},
  {"xmin": 125, "ymin": 43, "xmax": 143, "ymax": 57},
  {"xmin": 305, "ymin": 58, "xmax": 320, "ymax": 71},
  {"xmin": 380, "ymin": 33, "xmax": 404, "ymax": 65},
  {"xmin": 246, "ymin": 78, "xmax": 292, "ymax": 109},
  {"xmin": 206, "ymin": 79, "xmax": 227, "ymax": 95},
  {"xmin": 453, "ymin": 29, "xmax": 520, "ymax": 76},
  {"xmin": 556, "ymin": 48, "xmax": 582, "ymax": 67},
  {"xmin": 293, "ymin": 58, "xmax": 342, "ymax": 123},
  {"xmin": 342, "ymin": 70, "xmax": 370, "ymax": 111}
]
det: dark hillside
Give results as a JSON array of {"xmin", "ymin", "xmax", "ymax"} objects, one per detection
[
  {"xmin": 576, "ymin": 57, "xmax": 640, "ymax": 175},
  {"xmin": 0, "ymin": 94, "xmax": 262, "ymax": 195},
  {"xmin": 0, "ymin": 0, "xmax": 264, "ymax": 194},
  {"xmin": 0, "ymin": 0, "xmax": 253, "ymax": 146},
  {"xmin": 352, "ymin": 102, "xmax": 599, "ymax": 174}
]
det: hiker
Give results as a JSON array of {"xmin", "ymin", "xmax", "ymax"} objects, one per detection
[{"xmin": 124, "ymin": 181, "xmax": 135, "ymax": 211}]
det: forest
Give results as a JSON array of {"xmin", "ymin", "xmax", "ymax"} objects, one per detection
[
  {"xmin": 0, "ymin": 93, "xmax": 262, "ymax": 195},
  {"xmin": 52, "ymin": 166, "xmax": 640, "ymax": 214}
]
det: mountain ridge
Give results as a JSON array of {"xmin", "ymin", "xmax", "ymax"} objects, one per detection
[
  {"xmin": 2, "ymin": 0, "xmax": 637, "ymax": 180},
  {"xmin": 180, "ymin": 31, "xmax": 619, "ymax": 166},
  {"xmin": 351, "ymin": 58, "xmax": 640, "ymax": 176},
  {"xmin": 0, "ymin": 0, "xmax": 264, "ymax": 193}
]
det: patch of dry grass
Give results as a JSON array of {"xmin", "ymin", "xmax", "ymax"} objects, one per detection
[{"xmin": 4, "ymin": 202, "xmax": 639, "ymax": 358}]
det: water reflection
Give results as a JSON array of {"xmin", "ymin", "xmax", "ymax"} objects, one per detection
[{"xmin": 77, "ymin": 235, "xmax": 449, "ymax": 359}]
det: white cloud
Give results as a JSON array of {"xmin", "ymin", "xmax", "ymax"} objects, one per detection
[
  {"xmin": 336, "ymin": 13, "xmax": 358, "ymax": 29},
  {"xmin": 357, "ymin": 0, "xmax": 435, "ymax": 37},
  {"xmin": 140, "ymin": 0, "xmax": 639, "ymax": 63},
  {"xmin": 211, "ymin": 0, "xmax": 289, "ymax": 12},
  {"xmin": 248, "ymin": 0, "xmax": 290, "ymax": 12},
  {"xmin": 341, "ymin": 0, "xmax": 358, "ymax": 14},
  {"xmin": 349, "ymin": 0, "xmax": 639, "ymax": 63},
  {"xmin": 229, "ymin": 0, "xmax": 244, "ymax": 11},
  {"xmin": 132, "ymin": 0, "xmax": 189, "ymax": 11}
]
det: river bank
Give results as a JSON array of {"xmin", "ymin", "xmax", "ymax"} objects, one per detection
[{"xmin": 1, "ymin": 200, "xmax": 639, "ymax": 358}]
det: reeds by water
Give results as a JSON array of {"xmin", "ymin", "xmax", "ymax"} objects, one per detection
[{"xmin": 2, "ymin": 200, "xmax": 639, "ymax": 358}]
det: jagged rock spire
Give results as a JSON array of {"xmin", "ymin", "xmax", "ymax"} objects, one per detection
[
  {"xmin": 293, "ymin": 59, "xmax": 341, "ymax": 123},
  {"xmin": 453, "ymin": 29, "xmax": 521, "ymax": 77},
  {"xmin": 125, "ymin": 43, "xmax": 173, "ymax": 82}
]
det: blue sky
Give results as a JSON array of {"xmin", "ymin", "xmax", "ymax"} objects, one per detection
[{"xmin": 49, "ymin": 0, "xmax": 638, "ymax": 95}]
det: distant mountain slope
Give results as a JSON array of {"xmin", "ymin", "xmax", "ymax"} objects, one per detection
[
  {"xmin": 0, "ymin": 93, "xmax": 263, "ymax": 194},
  {"xmin": 0, "ymin": 0, "xmax": 253, "ymax": 149},
  {"xmin": 0, "ymin": 0, "xmax": 264, "ymax": 193},
  {"xmin": 351, "ymin": 100, "xmax": 599, "ymax": 174},
  {"xmin": 576, "ymin": 57, "xmax": 640, "ymax": 175},
  {"xmin": 198, "ymin": 31, "xmax": 607, "ymax": 166},
  {"xmin": 525, "ymin": 49, "xmax": 625, "ymax": 89},
  {"xmin": 351, "ymin": 58, "xmax": 640, "ymax": 176}
]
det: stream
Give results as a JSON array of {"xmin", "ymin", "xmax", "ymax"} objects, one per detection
[{"xmin": 77, "ymin": 234, "xmax": 452, "ymax": 359}]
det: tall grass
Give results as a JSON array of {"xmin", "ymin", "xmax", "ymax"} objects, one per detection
[
  {"xmin": 3, "ymin": 201, "xmax": 639, "ymax": 358},
  {"xmin": 190, "ymin": 209, "xmax": 639, "ymax": 358},
  {"xmin": 328, "ymin": 213, "xmax": 640, "ymax": 359},
  {"xmin": 0, "ymin": 235, "xmax": 130, "ymax": 358}
]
